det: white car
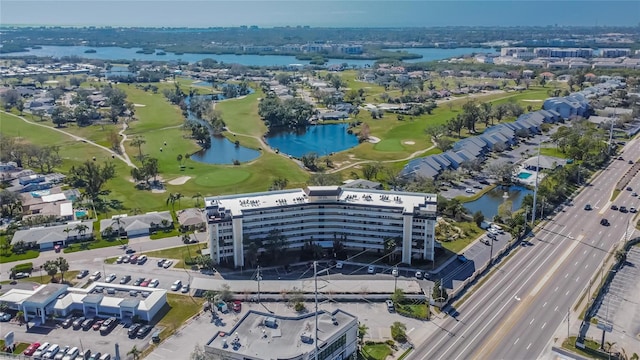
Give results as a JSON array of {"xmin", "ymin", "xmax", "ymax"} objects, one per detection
[
  {"xmin": 43, "ymin": 344, "xmax": 59, "ymax": 359},
  {"xmin": 181, "ymin": 284, "xmax": 190, "ymax": 293},
  {"xmin": 149, "ymin": 279, "xmax": 160, "ymax": 288},
  {"xmin": 488, "ymin": 227, "xmax": 500, "ymax": 235},
  {"xmin": 89, "ymin": 271, "xmax": 101, "ymax": 281},
  {"xmin": 392, "ymin": 268, "xmax": 399, "ymax": 277},
  {"xmin": 162, "ymin": 260, "xmax": 174, "ymax": 268},
  {"xmin": 106, "ymin": 273, "xmax": 117, "ymax": 283},
  {"xmin": 335, "ymin": 261, "xmax": 344, "ymax": 269},
  {"xmin": 367, "ymin": 265, "xmax": 376, "ymax": 274},
  {"xmin": 62, "ymin": 347, "xmax": 79, "ymax": 360},
  {"xmin": 116, "ymin": 256, "xmax": 123, "ymax": 264},
  {"xmin": 415, "ymin": 271, "xmax": 423, "ymax": 279},
  {"xmin": 465, "ymin": 188, "xmax": 475, "ymax": 194},
  {"xmin": 170, "ymin": 280, "xmax": 182, "ymax": 291},
  {"xmin": 33, "ymin": 342, "xmax": 50, "ymax": 358}
]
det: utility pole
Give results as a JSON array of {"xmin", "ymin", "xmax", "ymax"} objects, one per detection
[
  {"xmin": 314, "ymin": 261, "xmax": 319, "ymax": 360},
  {"xmin": 567, "ymin": 307, "xmax": 570, "ymax": 339},
  {"xmin": 489, "ymin": 237, "xmax": 494, "ymax": 266},
  {"xmin": 531, "ymin": 139, "xmax": 542, "ymax": 229},
  {"xmin": 257, "ymin": 266, "xmax": 261, "ymax": 303},
  {"xmin": 393, "ymin": 265, "xmax": 398, "ymax": 292}
]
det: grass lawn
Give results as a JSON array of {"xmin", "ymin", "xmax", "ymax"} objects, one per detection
[
  {"xmin": 4, "ymin": 270, "xmax": 81, "ymax": 285},
  {"xmin": 438, "ymin": 221, "xmax": 484, "ymax": 253},
  {"xmin": 0, "ymin": 249, "xmax": 40, "ymax": 264},
  {"xmin": 0, "ymin": 340, "xmax": 30, "ymax": 355},
  {"xmin": 396, "ymin": 302, "xmax": 430, "ymax": 320},
  {"xmin": 64, "ymin": 238, "xmax": 128, "ymax": 253},
  {"xmin": 142, "ymin": 243, "xmax": 205, "ymax": 260},
  {"xmin": 149, "ymin": 228, "xmax": 181, "ymax": 240},
  {"xmin": 361, "ymin": 342, "xmax": 393, "ymax": 360},
  {"xmin": 216, "ymin": 87, "xmax": 268, "ymax": 138},
  {"xmin": 561, "ymin": 336, "xmax": 609, "ymax": 360},
  {"xmin": 540, "ymin": 147, "xmax": 569, "ymax": 159}
]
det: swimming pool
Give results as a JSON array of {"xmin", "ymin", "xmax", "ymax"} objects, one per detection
[
  {"xmin": 75, "ymin": 210, "xmax": 88, "ymax": 218},
  {"xmin": 31, "ymin": 190, "xmax": 51, "ymax": 197},
  {"xmin": 517, "ymin": 172, "xmax": 533, "ymax": 179}
]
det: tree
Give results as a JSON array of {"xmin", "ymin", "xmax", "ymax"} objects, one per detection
[
  {"xmin": 56, "ymin": 257, "xmax": 69, "ymax": 282},
  {"xmin": 177, "ymin": 154, "xmax": 183, "ymax": 168},
  {"xmin": 203, "ymin": 290, "xmax": 217, "ymax": 309},
  {"xmin": 383, "ymin": 237, "xmax": 399, "ymax": 263},
  {"xmin": 361, "ymin": 163, "xmax": 380, "ymax": 180},
  {"xmin": 615, "ymin": 249, "xmax": 627, "ymax": 263},
  {"xmin": 0, "ymin": 237, "xmax": 11, "ymax": 256},
  {"xmin": 391, "ymin": 288, "xmax": 406, "ymax": 304},
  {"xmin": 218, "ymin": 284, "xmax": 233, "ymax": 302},
  {"xmin": 167, "ymin": 193, "xmax": 178, "ymax": 211},
  {"xmin": 51, "ymin": 106, "xmax": 68, "ymax": 128},
  {"xmin": 67, "ymin": 161, "xmax": 116, "ymax": 203},
  {"xmin": 192, "ymin": 192, "xmax": 203, "ymax": 207},
  {"xmin": 390, "ymin": 321, "xmax": 407, "ymax": 342},
  {"xmin": 432, "ymin": 279, "xmax": 448, "ymax": 302},
  {"xmin": 127, "ymin": 346, "xmax": 142, "ymax": 360},
  {"xmin": 264, "ymin": 229, "xmax": 287, "ymax": 263},
  {"xmin": 473, "ymin": 211, "xmax": 485, "ymax": 228},
  {"xmin": 74, "ymin": 224, "xmax": 89, "ymax": 238},
  {"xmin": 358, "ymin": 323, "xmax": 368, "ymax": 345},
  {"xmin": 142, "ymin": 157, "xmax": 159, "ymax": 183},
  {"xmin": 131, "ymin": 136, "xmax": 146, "ymax": 161},
  {"xmin": 269, "ymin": 177, "xmax": 289, "ymax": 191},
  {"xmin": 301, "ymin": 152, "xmax": 319, "ymax": 171},
  {"xmin": 44, "ymin": 260, "xmax": 59, "ymax": 281},
  {"xmin": 190, "ymin": 344, "xmax": 213, "ymax": 360}
]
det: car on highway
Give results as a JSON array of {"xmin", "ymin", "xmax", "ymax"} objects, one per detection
[
  {"xmin": 170, "ymin": 280, "xmax": 182, "ymax": 291},
  {"xmin": 128, "ymin": 323, "xmax": 142, "ymax": 338},
  {"xmin": 125, "ymin": 248, "xmax": 135, "ymax": 254},
  {"xmin": 162, "ymin": 260, "xmax": 174, "ymax": 268},
  {"xmin": 119, "ymin": 275, "xmax": 131, "ymax": 284},
  {"xmin": 626, "ymin": 187, "xmax": 633, "ymax": 191},
  {"xmin": 24, "ymin": 342, "xmax": 41, "ymax": 356},
  {"xmin": 77, "ymin": 270, "xmax": 89, "ymax": 279},
  {"xmin": 629, "ymin": 160, "xmax": 634, "ymax": 164},
  {"xmin": 584, "ymin": 204, "xmax": 592, "ymax": 210},
  {"xmin": 88, "ymin": 271, "xmax": 101, "ymax": 281},
  {"xmin": 631, "ymin": 207, "xmax": 637, "ymax": 213},
  {"xmin": 633, "ymin": 192, "xmax": 638, "ymax": 197},
  {"xmin": 600, "ymin": 218, "xmax": 610, "ymax": 226},
  {"xmin": 181, "ymin": 284, "xmax": 190, "ymax": 293},
  {"xmin": 620, "ymin": 206, "xmax": 628, "ymax": 213},
  {"xmin": 618, "ymin": 156, "xmax": 624, "ymax": 160},
  {"xmin": 415, "ymin": 271, "xmax": 423, "ymax": 279},
  {"xmin": 611, "ymin": 204, "xmax": 619, "ymax": 210},
  {"xmin": 367, "ymin": 265, "xmax": 376, "ymax": 274},
  {"xmin": 105, "ymin": 273, "xmax": 117, "ymax": 283}
]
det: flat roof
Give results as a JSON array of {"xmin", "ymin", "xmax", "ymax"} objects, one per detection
[
  {"xmin": 24, "ymin": 284, "xmax": 68, "ymax": 304},
  {"xmin": 206, "ymin": 309, "xmax": 357, "ymax": 359},
  {"xmin": 205, "ymin": 187, "xmax": 436, "ymax": 217}
]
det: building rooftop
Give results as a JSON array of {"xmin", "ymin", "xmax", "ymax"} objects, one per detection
[
  {"xmin": 205, "ymin": 187, "xmax": 436, "ymax": 219},
  {"xmin": 24, "ymin": 284, "xmax": 68, "ymax": 304},
  {"xmin": 206, "ymin": 309, "xmax": 357, "ymax": 359}
]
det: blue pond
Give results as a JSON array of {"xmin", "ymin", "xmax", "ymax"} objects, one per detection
[
  {"xmin": 265, "ymin": 123, "xmax": 359, "ymax": 158},
  {"xmin": 184, "ymin": 96, "xmax": 261, "ymax": 165},
  {"xmin": 464, "ymin": 185, "xmax": 534, "ymax": 220}
]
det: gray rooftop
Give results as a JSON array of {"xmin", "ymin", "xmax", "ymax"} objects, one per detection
[
  {"xmin": 206, "ymin": 309, "xmax": 357, "ymax": 359},
  {"xmin": 24, "ymin": 284, "xmax": 68, "ymax": 304}
]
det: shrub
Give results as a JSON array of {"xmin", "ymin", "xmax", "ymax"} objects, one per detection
[
  {"xmin": 390, "ymin": 322, "xmax": 407, "ymax": 343},
  {"xmin": 12, "ymin": 262, "xmax": 33, "ymax": 274},
  {"xmin": 294, "ymin": 301, "xmax": 306, "ymax": 312}
]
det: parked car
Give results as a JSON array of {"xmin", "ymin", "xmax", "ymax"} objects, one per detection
[
  {"xmin": 43, "ymin": 344, "xmax": 60, "ymax": 359},
  {"xmin": 77, "ymin": 350, "xmax": 91, "ymax": 360},
  {"xmin": 232, "ymin": 300, "xmax": 242, "ymax": 312},
  {"xmin": 98, "ymin": 354, "xmax": 111, "ymax": 360},
  {"xmin": 115, "ymin": 256, "xmax": 123, "ymax": 264},
  {"xmin": 0, "ymin": 312, "xmax": 12, "ymax": 321},
  {"xmin": 465, "ymin": 188, "xmax": 475, "ymax": 194},
  {"xmin": 33, "ymin": 342, "xmax": 51, "ymax": 358},
  {"xmin": 181, "ymin": 284, "xmax": 190, "ymax": 294},
  {"xmin": 415, "ymin": 271, "xmax": 423, "ymax": 279},
  {"xmin": 62, "ymin": 347, "xmax": 79, "ymax": 360},
  {"xmin": 137, "ymin": 255, "xmax": 148, "ymax": 264},
  {"xmin": 137, "ymin": 325, "xmax": 153, "ymax": 338},
  {"xmin": 482, "ymin": 238, "xmax": 491, "ymax": 245},
  {"xmin": 170, "ymin": 280, "xmax": 182, "ymax": 291},
  {"xmin": 24, "ymin": 342, "xmax": 41, "ymax": 356},
  {"xmin": 129, "ymin": 255, "xmax": 139, "ymax": 264},
  {"xmin": 77, "ymin": 270, "xmax": 89, "ymax": 279},
  {"xmin": 88, "ymin": 352, "xmax": 101, "ymax": 360},
  {"xmin": 157, "ymin": 258, "xmax": 167, "ymax": 267},
  {"xmin": 92, "ymin": 320, "xmax": 104, "ymax": 331},
  {"xmin": 128, "ymin": 323, "xmax": 142, "ymax": 338},
  {"xmin": 367, "ymin": 265, "xmax": 375, "ymax": 274},
  {"xmin": 140, "ymin": 279, "xmax": 150, "ymax": 287},
  {"xmin": 105, "ymin": 273, "xmax": 116, "ymax": 283},
  {"xmin": 133, "ymin": 277, "xmax": 145, "ymax": 286},
  {"xmin": 72, "ymin": 316, "xmax": 86, "ymax": 329},
  {"xmin": 81, "ymin": 317, "xmax": 95, "ymax": 330},
  {"xmin": 121, "ymin": 255, "xmax": 130, "ymax": 263},
  {"xmin": 54, "ymin": 346, "xmax": 70, "ymax": 360},
  {"xmin": 100, "ymin": 317, "xmax": 117, "ymax": 334},
  {"xmin": 148, "ymin": 279, "xmax": 159, "ymax": 288},
  {"xmin": 162, "ymin": 260, "xmax": 173, "ymax": 269},
  {"xmin": 61, "ymin": 316, "xmax": 75, "ymax": 328},
  {"xmin": 88, "ymin": 271, "xmax": 101, "ymax": 281},
  {"xmin": 386, "ymin": 299, "xmax": 395, "ymax": 312},
  {"xmin": 335, "ymin": 261, "xmax": 344, "ymax": 269},
  {"xmin": 119, "ymin": 275, "xmax": 131, "ymax": 284}
]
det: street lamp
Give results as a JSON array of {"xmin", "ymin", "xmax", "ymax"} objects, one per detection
[{"xmin": 531, "ymin": 139, "xmax": 543, "ymax": 229}]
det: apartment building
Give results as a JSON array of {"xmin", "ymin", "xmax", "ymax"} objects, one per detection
[{"xmin": 204, "ymin": 186, "xmax": 437, "ymax": 268}]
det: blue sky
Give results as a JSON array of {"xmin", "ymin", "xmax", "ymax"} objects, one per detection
[{"xmin": 1, "ymin": 1, "xmax": 639, "ymax": 27}]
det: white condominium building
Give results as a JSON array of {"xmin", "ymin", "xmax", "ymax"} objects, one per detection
[{"xmin": 204, "ymin": 186, "xmax": 437, "ymax": 268}]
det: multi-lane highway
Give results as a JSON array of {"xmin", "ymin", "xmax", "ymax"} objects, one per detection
[{"xmin": 412, "ymin": 139, "xmax": 640, "ymax": 360}]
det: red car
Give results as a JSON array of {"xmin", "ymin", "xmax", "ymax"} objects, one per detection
[
  {"xmin": 24, "ymin": 342, "xmax": 40, "ymax": 356},
  {"xmin": 140, "ymin": 280, "xmax": 150, "ymax": 287},
  {"xmin": 93, "ymin": 319, "xmax": 104, "ymax": 330},
  {"xmin": 232, "ymin": 300, "xmax": 242, "ymax": 312}
]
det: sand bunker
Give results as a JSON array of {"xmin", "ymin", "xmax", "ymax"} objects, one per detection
[
  {"xmin": 151, "ymin": 189, "xmax": 167, "ymax": 194},
  {"xmin": 134, "ymin": 103, "xmax": 146, "ymax": 107},
  {"xmin": 168, "ymin": 176, "xmax": 191, "ymax": 185},
  {"xmin": 368, "ymin": 136, "xmax": 381, "ymax": 144},
  {"xmin": 403, "ymin": 140, "xmax": 416, "ymax": 145}
]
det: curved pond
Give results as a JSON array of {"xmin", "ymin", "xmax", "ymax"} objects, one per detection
[
  {"xmin": 265, "ymin": 123, "xmax": 360, "ymax": 158},
  {"xmin": 184, "ymin": 96, "xmax": 261, "ymax": 165},
  {"xmin": 463, "ymin": 185, "xmax": 534, "ymax": 219}
]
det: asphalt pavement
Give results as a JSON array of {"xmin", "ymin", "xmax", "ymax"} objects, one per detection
[{"xmin": 409, "ymin": 137, "xmax": 640, "ymax": 360}]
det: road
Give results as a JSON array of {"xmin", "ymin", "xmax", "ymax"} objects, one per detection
[{"xmin": 411, "ymin": 139, "xmax": 640, "ymax": 360}]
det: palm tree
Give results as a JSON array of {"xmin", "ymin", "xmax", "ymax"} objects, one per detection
[
  {"xmin": 73, "ymin": 224, "xmax": 90, "ymax": 239},
  {"xmin": 127, "ymin": 345, "xmax": 142, "ymax": 360},
  {"xmin": 357, "ymin": 323, "xmax": 368, "ymax": 346},
  {"xmin": 203, "ymin": 290, "xmax": 217, "ymax": 311},
  {"xmin": 177, "ymin": 154, "xmax": 183, "ymax": 168},
  {"xmin": 56, "ymin": 257, "xmax": 69, "ymax": 282},
  {"xmin": 130, "ymin": 136, "xmax": 146, "ymax": 161},
  {"xmin": 174, "ymin": 193, "xmax": 183, "ymax": 209},
  {"xmin": 166, "ymin": 193, "xmax": 177, "ymax": 211},
  {"xmin": 111, "ymin": 217, "xmax": 125, "ymax": 237},
  {"xmin": 192, "ymin": 193, "xmax": 203, "ymax": 208},
  {"xmin": 63, "ymin": 227, "xmax": 72, "ymax": 240}
]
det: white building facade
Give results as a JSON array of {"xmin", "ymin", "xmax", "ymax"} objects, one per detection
[{"xmin": 205, "ymin": 186, "xmax": 437, "ymax": 268}]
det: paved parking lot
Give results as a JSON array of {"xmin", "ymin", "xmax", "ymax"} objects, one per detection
[
  {"xmin": 2, "ymin": 316, "xmax": 155, "ymax": 358},
  {"xmin": 590, "ymin": 245, "xmax": 640, "ymax": 353},
  {"xmin": 146, "ymin": 299, "xmax": 438, "ymax": 359}
]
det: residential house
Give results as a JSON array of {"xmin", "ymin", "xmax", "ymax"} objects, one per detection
[
  {"xmin": 176, "ymin": 208, "xmax": 206, "ymax": 231},
  {"xmin": 11, "ymin": 220, "xmax": 95, "ymax": 251},
  {"xmin": 99, "ymin": 211, "xmax": 173, "ymax": 238}
]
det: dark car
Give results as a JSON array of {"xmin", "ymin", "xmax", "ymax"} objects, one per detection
[
  {"xmin": 629, "ymin": 160, "xmax": 634, "ymax": 164},
  {"xmin": 133, "ymin": 277, "xmax": 145, "ymax": 286},
  {"xmin": 137, "ymin": 325, "xmax": 153, "ymax": 338},
  {"xmin": 61, "ymin": 316, "xmax": 76, "ymax": 328},
  {"xmin": 620, "ymin": 206, "xmax": 628, "ymax": 213},
  {"xmin": 119, "ymin": 275, "xmax": 131, "ymax": 284},
  {"xmin": 600, "ymin": 219, "xmax": 610, "ymax": 226},
  {"xmin": 76, "ymin": 270, "xmax": 90, "ymax": 279},
  {"xmin": 81, "ymin": 317, "xmax": 95, "ymax": 330},
  {"xmin": 100, "ymin": 317, "xmax": 118, "ymax": 334},
  {"xmin": 125, "ymin": 248, "xmax": 136, "ymax": 254},
  {"xmin": 584, "ymin": 204, "xmax": 592, "ymax": 211},
  {"xmin": 78, "ymin": 350, "xmax": 91, "ymax": 360},
  {"xmin": 478, "ymin": 179, "xmax": 490, "ymax": 185},
  {"xmin": 128, "ymin": 323, "xmax": 142, "ymax": 338},
  {"xmin": 611, "ymin": 204, "xmax": 619, "ymax": 210},
  {"xmin": 626, "ymin": 187, "xmax": 633, "ymax": 191},
  {"xmin": 72, "ymin": 316, "xmax": 86, "ymax": 329},
  {"xmin": 87, "ymin": 352, "xmax": 101, "ymax": 360}
]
